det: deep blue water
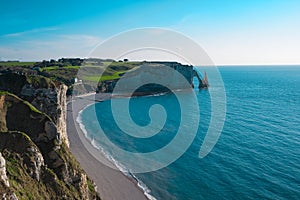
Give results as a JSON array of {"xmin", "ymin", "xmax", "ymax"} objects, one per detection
[{"xmin": 80, "ymin": 66, "xmax": 300, "ymax": 200}]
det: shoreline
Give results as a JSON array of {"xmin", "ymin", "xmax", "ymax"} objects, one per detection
[{"xmin": 66, "ymin": 93, "xmax": 149, "ymax": 200}]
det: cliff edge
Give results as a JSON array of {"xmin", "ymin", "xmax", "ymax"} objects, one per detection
[{"xmin": 0, "ymin": 73, "xmax": 100, "ymax": 199}]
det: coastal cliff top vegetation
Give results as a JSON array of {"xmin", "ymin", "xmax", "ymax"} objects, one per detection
[
  {"xmin": 0, "ymin": 58, "xmax": 189, "ymax": 95},
  {"xmin": 0, "ymin": 58, "xmax": 187, "ymax": 92},
  {"xmin": 0, "ymin": 58, "xmax": 141, "ymax": 85}
]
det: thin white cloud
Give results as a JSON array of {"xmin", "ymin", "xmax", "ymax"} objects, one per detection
[{"xmin": 2, "ymin": 27, "xmax": 59, "ymax": 37}]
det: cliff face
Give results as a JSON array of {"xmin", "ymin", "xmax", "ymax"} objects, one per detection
[
  {"xmin": 0, "ymin": 130, "xmax": 98, "ymax": 200},
  {"xmin": 0, "ymin": 73, "xmax": 69, "ymax": 147},
  {"xmin": 23, "ymin": 83, "xmax": 69, "ymax": 147},
  {"xmin": 0, "ymin": 152, "xmax": 9, "ymax": 187},
  {"xmin": 0, "ymin": 74, "xmax": 100, "ymax": 199},
  {"xmin": 98, "ymin": 62, "xmax": 194, "ymax": 95},
  {"xmin": 0, "ymin": 151, "xmax": 17, "ymax": 200}
]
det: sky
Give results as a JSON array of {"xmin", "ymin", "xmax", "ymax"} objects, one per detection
[{"xmin": 0, "ymin": 0, "xmax": 299, "ymax": 65}]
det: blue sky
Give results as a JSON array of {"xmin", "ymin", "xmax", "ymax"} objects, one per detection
[{"xmin": 0, "ymin": 0, "xmax": 299, "ymax": 64}]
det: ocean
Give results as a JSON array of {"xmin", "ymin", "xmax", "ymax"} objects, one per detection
[{"xmin": 78, "ymin": 66, "xmax": 300, "ymax": 199}]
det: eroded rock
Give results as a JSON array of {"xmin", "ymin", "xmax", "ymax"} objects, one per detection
[{"xmin": 0, "ymin": 152, "xmax": 9, "ymax": 187}]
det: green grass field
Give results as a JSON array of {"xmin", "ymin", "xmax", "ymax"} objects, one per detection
[
  {"xmin": 82, "ymin": 70, "xmax": 128, "ymax": 82},
  {"xmin": 80, "ymin": 61, "xmax": 141, "ymax": 82},
  {"xmin": 40, "ymin": 65, "xmax": 80, "ymax": 71},
  {"xmin": 0, "ymin": 61, "xmax": 143, "ymax": 85}
]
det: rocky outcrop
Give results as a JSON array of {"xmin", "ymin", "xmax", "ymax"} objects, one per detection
[
  {"xmin": 0, "ymin": 91, "xmax": 99, "ymax": 199},
  {"xmin": 193, "ymin": 69, "xmax": 209, "ymax": 88},
  {"xmin": 0, "ymin": 152, "xmax": 18, "ymax": 200},
  {"xmin": 0, "ymin": 153, "xmax": 9, "ymax": 187},
  {"xmin": 27, "ymin": 84, "xmax": 68, "ymax": 143},
  {"xmin": 55, "ymin": 84, "xmax": 69, "ymax": 147},
  {"xmin": 0, "ymin": 132, "xmax": 44, "ymax": 182},
  {"xmin": 0, "ymin": 95, "xmax": 7, "ymax": 132},
  {"xmin": 21, "ymin": 80, "xmax": 69, "ymax": 147},
  {"xmin": 0, "ymin": 73, "xmax": 69, "ymax": 147}
]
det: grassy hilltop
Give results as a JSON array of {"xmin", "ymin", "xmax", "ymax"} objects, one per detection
[{"xmin": 0, "ymin": 59, "xmax": 142, "ymax": 95}]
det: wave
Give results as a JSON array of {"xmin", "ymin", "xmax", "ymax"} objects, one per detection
[{"xmin": 76, "ymin": 107, "xmax": 157, "ymax": 200}]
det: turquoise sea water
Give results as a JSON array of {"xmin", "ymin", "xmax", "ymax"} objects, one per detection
[{"xmin": 80, "ymin": 66, "xmax": 300, "ymax": 200}]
